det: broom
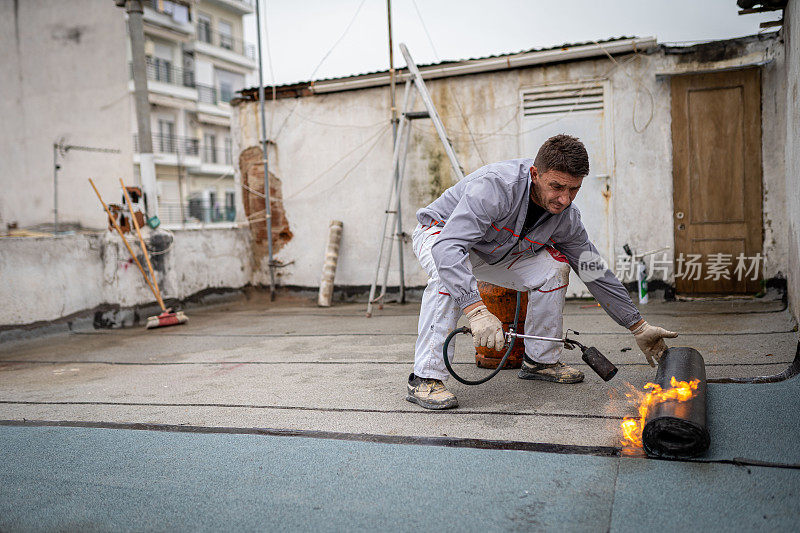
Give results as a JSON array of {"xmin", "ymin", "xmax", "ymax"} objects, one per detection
[
  {"xmin": 89, "ymin": 178, "xmax": 187, "ymax": 329},
  {"xmin": 120, "ymin": 179, "xmax": 188, "ymax": 329}
]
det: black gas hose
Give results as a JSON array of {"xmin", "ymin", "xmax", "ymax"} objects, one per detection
[
  {"xmin": 442, "ymin": 291, "xmax": 618, "ymax": 384},
  {"xmin": 442, "ymin": 292, "xmax": 522, "ymax": 385}
]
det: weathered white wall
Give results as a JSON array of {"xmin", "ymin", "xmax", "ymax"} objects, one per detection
[
  {"xmin": 783, "ymin": 0, "xmax": 800, "ymax": 319},
  {"xmin": 760, "ymin": 38, "xmax": 788, "ymax": 284},
  {"xmin": 0, "ymin": 228, "xmax": 252, "ymax": 327},
  {"xmin": 231, "ymin": 35, "xmax": 786, "ymax": 290},
  {"xmin": 0, "ymin": 0, "xmax": 133, "ymax": 231}
]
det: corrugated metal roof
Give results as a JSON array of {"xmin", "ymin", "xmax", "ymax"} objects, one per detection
[{"xmin": 238, "ymin": 36, "xmax": 641, "ymax": 101}]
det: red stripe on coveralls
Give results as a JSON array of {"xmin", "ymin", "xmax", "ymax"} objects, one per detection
[
  {"xmin": 537, "ymin": 283, "xmax": 568, "ymax": 293},
  {"xmin": 491, "ymin": 224, "xmax": 545, "ymax": 246},
  {"xmin": 422, "ymin": 219, "xmax": 444, "ymax": 230},
  {"xmin": 545, "ymin": 245, "xmax": 569, "ymax": 263}
]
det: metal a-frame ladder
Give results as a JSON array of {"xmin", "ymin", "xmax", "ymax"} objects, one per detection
[{"xmin": 366, "ymin": 43, "xmax": 465, "ymax": 317}]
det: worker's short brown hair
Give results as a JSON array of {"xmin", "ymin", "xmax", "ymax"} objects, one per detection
[{"xmin": 534, "ymin": 134, "xmax": 590, "ymax": 178}]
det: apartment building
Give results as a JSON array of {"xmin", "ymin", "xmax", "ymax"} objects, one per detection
[{"xmin": 132, "ymin": 0, "xmax": 256, "ymax": 226}]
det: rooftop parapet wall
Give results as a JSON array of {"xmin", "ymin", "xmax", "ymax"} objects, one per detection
[{"xmin": 0, "ymin": 228, "xmax": 252, "ymax": 328}]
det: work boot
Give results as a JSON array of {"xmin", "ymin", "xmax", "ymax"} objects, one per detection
[
  {"xmin": 406, "ymin": 373, "xmax": 458, "ymax": 410},
  {"xmin": 518, "ymin": 358, "xmax": 584, "ymax": 383}
]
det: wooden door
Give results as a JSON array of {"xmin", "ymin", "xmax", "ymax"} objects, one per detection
[{"xmin": 671, "ymin": 68, "xmax": 763, "ymax": 294}]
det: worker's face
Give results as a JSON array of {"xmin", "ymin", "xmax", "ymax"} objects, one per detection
[{"xmin": 530, "ymin": 166, "xmax": 583, "ymax": 214}]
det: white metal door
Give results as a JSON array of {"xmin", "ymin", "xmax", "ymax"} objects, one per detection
[{"xmin": 521, "ymin": 82, "xmax": 614, "ymax": 297}]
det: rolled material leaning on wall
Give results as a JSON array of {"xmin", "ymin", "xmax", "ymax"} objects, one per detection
[
  {"xmin": 318, "ymin": 220, "xmax": 344, "ymax": 307},
  {"xmin": 643, "ymin": 347, "xmax": 711, "ymax": 458}
]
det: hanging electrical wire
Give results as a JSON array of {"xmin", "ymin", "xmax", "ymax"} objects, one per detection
[
  {"xmin": 246, "ymin": 123, "xmax": 388, "ymax": 216},
  {"xmin": 285, "ymin": 109, "xmax": 386, "ymax": 130},
  {"xmin": 273, "ymin": 0, "xmax": 368, "ymax": 140},
  {"xmin": 411, "ymin": 0, "xmax": 486, "ymax": 166},
  {"xmin": 592, "ymin": 39, "xmax": 654, "ymax": 133},
  {"xmin": 312, "ymin": 126, "xmax": 391, "ymax": 198},
  {"xmin": 284, "ymin": 123, "xmax": 391, "ymax": 201}
]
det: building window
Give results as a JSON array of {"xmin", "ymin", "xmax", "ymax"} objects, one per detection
[
  {"xmin": 224, "ymin": 137, "xmax": 233, "ymax": 165},
  {"xmin": 218, "ymin": 20, "xmax": 233, "ymax": 50},
  {"xmin": 153, "ymin": 0, "xmax": 190, "ymax": 24},
  {"xmin": 198, "ymin": 85, "xmax": 217, "ymax": 104},
  {"xmin": 204, "ymin": 133, "xmax": 217, "ymax": 163},
  {"xmin": 158, "ymin": 119, "xmax": 175, "ymax": 152},
  {"xmin": 208, "ymin": 190, "xmax": 218, "ymax": 222},
  {"xmin": 219, "ymin": 81, "xmax": 233, "ymax": 103},
  {"xmin": 215, "ymin": 68, "xmax": 244, "ymax": 104},
  {"xmin": 197, "ymin": 13, "xmax": 211, "ymax": 43},
  {"xmin": 147, "ymin": 56, "xmax": 173, "ymax": 83},
  {"xmin": 188, "ymin": 194, "xmax": 204, "ymax": 222},
  {"xmin": 225, "ymin": 191, "xmax": 236, "ymax": 221}
]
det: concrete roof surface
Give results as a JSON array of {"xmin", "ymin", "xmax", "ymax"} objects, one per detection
[{"xmin": 1, "ymin": 295, "xmax": 798, "ymax": 530}]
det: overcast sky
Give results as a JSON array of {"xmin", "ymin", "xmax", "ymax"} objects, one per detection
[{"xmin": 242, "ymin": 0, "xmax": 780, "ymax": 87}]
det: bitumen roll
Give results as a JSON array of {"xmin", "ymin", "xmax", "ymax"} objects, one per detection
[{"xmin": 642, "ymin": 347, "xmax": 711, "ymax": 459}]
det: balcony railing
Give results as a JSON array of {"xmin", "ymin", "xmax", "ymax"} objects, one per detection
[
  {"xmin": 148, "ymin": 0, "xmax": 191, "ymax": 24},
  {"xmin": 134, "ymin": 133, "xmax": 199, "ymax": 156},
  {"xmin": 160, "ymin": 201, "xmax": 236, "ymax": 225},
  {"xmin": 130, "ymin": 60, "xmax": 195, "ymax": 88},
  {"xmin": 196, "ymin": 83, "xmax": 239, "ymax": 104},
  {"xmin": 197, "ymin": 84, "xmax": 218, "ymax": 104},
  {"xmin": 200, "ymin": 144, "xmax": 234, "ymax": 165},
  {"xmin": 195, "ymin": 26, "xmax": 255, "ymax": 59}
]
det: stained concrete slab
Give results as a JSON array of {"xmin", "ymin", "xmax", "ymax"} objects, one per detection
[
  {"xmin": 1, "ymin": 333, "xmax": 793, "ymax": 367},
  {"xmin": 0, "ymin": 404, "xmax": 624, "ymax": 447},
  {"xmin": 0, "ymin": 298, "xmax": 797, "ymax": 448}
]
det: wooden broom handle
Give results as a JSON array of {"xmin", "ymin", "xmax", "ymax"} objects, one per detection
[
  {"xmin": 88, "ymin": 178, "xmax": 161, "ymax": 305},
  {"xmin": 120, "ymin": 179, "xmax": 166, "ymax": 312}
]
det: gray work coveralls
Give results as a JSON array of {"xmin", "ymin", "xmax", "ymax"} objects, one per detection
[{"xmin": 412, "ymin": 158, "xmax": 642, "ymax": 380}]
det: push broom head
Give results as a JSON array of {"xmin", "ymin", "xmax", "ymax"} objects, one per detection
[{"xmin": 146, "ymin": 309, "xmax": 188, "ymax": 329}]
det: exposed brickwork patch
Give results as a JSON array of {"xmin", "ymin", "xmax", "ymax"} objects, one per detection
[{"xmin": 239, "ymin": 146, "xmax": 293, "ymax": 266}]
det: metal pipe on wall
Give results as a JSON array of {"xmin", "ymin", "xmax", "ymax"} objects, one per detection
[
  {"xmin": 255, "ymin": 0, "xmax": 276, "ymax": 299},
  {"xmin": 386, "ymin": 0, "xmax": 405, "ymax": 303},
  {"xmin": 643, "ymin": 347, "xmax": 711, "ymax": 458},
  {"xmin": 53, "ymin": 142, "xmax": 119, "ymax": 235},
  {"xmin": 53, "ymin": 144, "xmax": 59, "ymax": 234}
]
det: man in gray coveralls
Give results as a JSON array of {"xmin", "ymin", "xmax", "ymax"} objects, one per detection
[{"xmin": 407, "ymin": 134, "xmax": 678, "ymax": 410}]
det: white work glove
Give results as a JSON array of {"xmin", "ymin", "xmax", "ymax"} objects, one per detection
[
  {"xmin": 631, "ymin": 321, "xmax": 679, "ymax": 367},
  {"xmin": 465, "ymin": 304, "xmax": 505, "ymax": 351}
]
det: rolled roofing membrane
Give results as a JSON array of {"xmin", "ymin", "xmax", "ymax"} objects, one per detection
[{"xmin": 643, "ymin": 347, "xmax": 711, "ymax": 459}]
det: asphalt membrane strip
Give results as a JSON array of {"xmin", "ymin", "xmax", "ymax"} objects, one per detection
[{"xmin": 1, "ymin": 424, "xmax": 798, "ymax": 532}]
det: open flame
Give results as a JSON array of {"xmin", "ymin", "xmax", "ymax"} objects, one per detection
[{"xmin": 620, "ymin": 376, "xmax": 700, "ymax": 449}]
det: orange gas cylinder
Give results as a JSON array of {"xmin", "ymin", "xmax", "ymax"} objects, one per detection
[{"xmin": 475, "ymin": 281, "xmax": 527, "ymax": 369}]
